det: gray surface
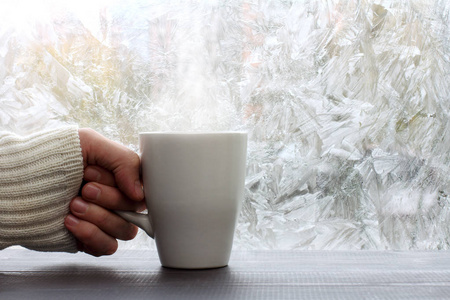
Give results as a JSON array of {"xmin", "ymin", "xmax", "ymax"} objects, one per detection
[{"xmin": 1, "ymin": 248, "xmax": 450, "ymax": 299}]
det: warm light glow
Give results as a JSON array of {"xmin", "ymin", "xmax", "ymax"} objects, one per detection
[
  {"xmin": 0, "ymin": 0, "xmax": 116, "ymax": 34},
  {"xmin": 0, "ymin": 1, "xmax": 52, "ymax": 30}
]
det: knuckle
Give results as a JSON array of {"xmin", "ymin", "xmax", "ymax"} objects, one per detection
[
  {"xmin": 78, "ymin": 225, "xmax": 97, "ymax": 244},
  {"xmin": 79, "ymin": 127, "xmax": 97, "ymax": 137},
  {"xmin": 130, "ymin": 152, "xmax": 140, "ymax": 167},
  {"xmin": 95, "ymin": 210, "xmax": 111, "ymax": 228}
]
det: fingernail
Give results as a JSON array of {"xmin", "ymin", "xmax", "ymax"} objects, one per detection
[
  {"xmin": 65, "ymin": 215, "xmax": 80, "ymax": 227},
  {"xmin": 84, "ymin": 167, "xmax": 101, "ymax": 181},
  {"xmin": 84, "ymin": 184, "xmax": 100, "ymax": 200},
  {"xmin": 135, "ymin": 181, "xmax": 144, "ymax": 199},
  {"xmin": 72, "ymin": 198, "xmax": 89, "ymax": 214}
]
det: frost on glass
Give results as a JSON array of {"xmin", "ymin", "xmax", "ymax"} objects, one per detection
[{"xmin": 0, "ymin": 0, "xmax": 449, "ymax": 250}]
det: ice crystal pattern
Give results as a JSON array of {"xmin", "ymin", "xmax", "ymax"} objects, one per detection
[{"xmin": 0, "ymin": 0, "xmax": 449, "ymax": 250}]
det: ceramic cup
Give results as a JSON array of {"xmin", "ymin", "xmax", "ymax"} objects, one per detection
[{"xmin": 116, "ymin": 132, "xmax": 247, "ymax": 269}]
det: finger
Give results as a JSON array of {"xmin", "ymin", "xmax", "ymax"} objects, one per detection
[
  {"xmin": 70, "ymin": 197, "xmax": 138, "ymax": 241},
  {"xmin": 81, "ymin": 182, "xmax": 146, "ymax": 211},
  {"xmin": 78, "ymin": 128, "xmax": 144, "ymax": 201},
  {"xmin": 83, "ymin": 165, "xmax": 116, "ymax": 187},
  {"xmin": 65, "ymin": 214, "xmax": 118, "ymax": 257}
]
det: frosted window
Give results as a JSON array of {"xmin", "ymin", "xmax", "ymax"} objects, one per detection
[{"xmin": 1, "ymin": 0, "xmax": 449, "ymax": 250}]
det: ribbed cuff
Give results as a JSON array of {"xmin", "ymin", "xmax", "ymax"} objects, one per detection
[{"xmin": 0, "ymin": 126, "xmax": 84, "ymax": 252}]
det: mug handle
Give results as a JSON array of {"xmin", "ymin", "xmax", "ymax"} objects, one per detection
[{"xmin": 114, "ymin": 210, "xmax": 154, "ymax": 238}]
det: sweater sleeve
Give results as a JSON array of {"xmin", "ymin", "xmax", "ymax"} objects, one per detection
[{"xmin": 0, "ymin": 126, "xmax": 84, "ymax": 253}]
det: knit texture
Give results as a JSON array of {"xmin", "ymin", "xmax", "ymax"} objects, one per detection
[{"xmin": 0, "ymin": 126, "xmax": 83, "ymax": 252}]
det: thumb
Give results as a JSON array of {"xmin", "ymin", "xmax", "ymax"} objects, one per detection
[{"xmin": 79, "ymin": 128, "xmax": 144, "ymax": 201}]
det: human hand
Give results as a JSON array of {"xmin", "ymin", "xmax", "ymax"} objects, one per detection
[{"xmin": 64, "ymin": 128, "xmax": 145, "ymax": 256}]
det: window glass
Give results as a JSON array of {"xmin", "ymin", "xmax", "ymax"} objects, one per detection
[{"xmin": 1, "ymin": 0, "xmax": 449, "ymax": 250}]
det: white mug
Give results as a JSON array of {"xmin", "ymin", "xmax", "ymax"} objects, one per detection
[{"xmin": 117, "ymin": 132, "xmax": 247, "ymax": 269}]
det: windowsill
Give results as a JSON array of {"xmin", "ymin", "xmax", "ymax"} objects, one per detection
[{"xmin": 1, "ymin": 248, "xmax": 450, "ymax": 299}]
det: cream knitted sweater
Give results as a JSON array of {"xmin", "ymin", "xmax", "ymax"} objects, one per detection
[{"xmin": 0, "ymin": 127, "xmax": 83, "ymax": 252}]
